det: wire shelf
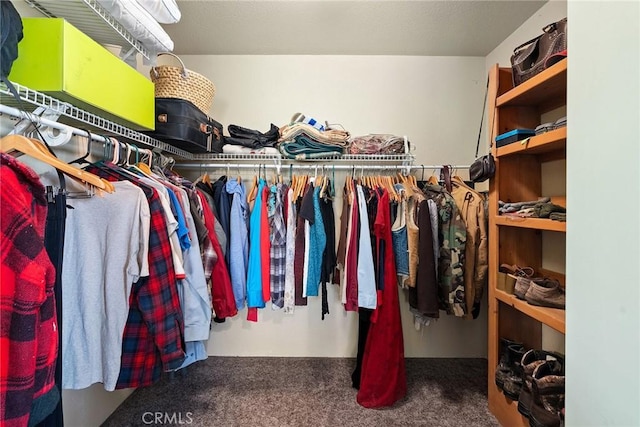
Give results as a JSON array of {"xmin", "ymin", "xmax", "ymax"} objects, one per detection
[
  {"xmin": 187, "ymin": 153, "xmax": 415, "ymax": 163},
  {"xmin": 0, "ymin": 81, "xmax": 193, "ymax": 158},
  {"xmin": 1, "ymin": 82, "xmax": 419, "ymax": 166},
  {"xmin": 24, "ymin": 0, "xmax": 150, "ymax": 60}
]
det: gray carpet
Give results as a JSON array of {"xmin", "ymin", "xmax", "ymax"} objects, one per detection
[{"xmin": 102, "ymin": 357, "xmax": 498, "ymax": 427}]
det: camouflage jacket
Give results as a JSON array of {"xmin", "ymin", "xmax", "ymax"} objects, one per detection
[{"xmin": 422, "ymin": 182, "xmax": 467, "ymax": 317}]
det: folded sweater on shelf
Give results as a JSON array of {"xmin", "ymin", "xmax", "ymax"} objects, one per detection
[{"xmin": 279, "ymin": 123, "xmax": 350, "ymax": 146}]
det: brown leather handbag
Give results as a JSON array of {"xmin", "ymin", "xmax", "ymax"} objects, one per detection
[{"xmin": 510, "ymin": 18, "xmax": 567, "ymax": 86}]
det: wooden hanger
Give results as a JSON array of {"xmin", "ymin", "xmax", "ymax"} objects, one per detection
[{"xmin": 1, "ymin": 134, "xmax": 114, "ymax": 193}]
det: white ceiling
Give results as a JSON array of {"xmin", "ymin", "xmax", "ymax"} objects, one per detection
[{"xmin": 166, "ymin": 0, "xmax": 547, "ymax": 56}]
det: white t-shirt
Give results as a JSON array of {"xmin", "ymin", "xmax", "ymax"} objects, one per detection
[{"xmin": 61, "ymin": 181, "xmax": 150, "ymax": 391}]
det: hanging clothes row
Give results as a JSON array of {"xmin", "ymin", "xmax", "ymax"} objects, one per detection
[
  {"xmin": 192, "ymin": 168, "xmax": 338, "ymax": 322},
  {"xmin": 396, "ymin": 166, "xmax": 488, "ymax": 327}
]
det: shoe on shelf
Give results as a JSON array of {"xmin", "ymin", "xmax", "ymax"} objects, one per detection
[
  {"xmin": 529, "ymin": 360, "xmax": 565, "ymax": 427},
  {"xmin": 495, "ymin": 338, "xmax": 523, "ymax": 392},
  {"xmin": 502, "ymin": 344, "xmax": 527, "ymax": 401},
  {"xmin": 514, "ymin": 276, "xmax": 533, "ymax": 300},
  {"xmin": 525, "ymin": 278, "xmax": 566, "ymax": 309},
  {"xmin": 517, "ymin": 350, "xmax": 565, "ymax": 419},
  {"xmin": 499, "ymin": 264, "xmax": 535, "ymax": 278}
]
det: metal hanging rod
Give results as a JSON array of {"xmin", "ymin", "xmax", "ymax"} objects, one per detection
[
  {"xmin": 1, "ymin": 103, "xmax": 106, "ymax": 146},
  {"xmin": 175, "ymin": 163, "xmax": 470, "ymax": 172},
  {"xmin": 0, "ymin": 103, "xmax": 173, "ymax": 166}
]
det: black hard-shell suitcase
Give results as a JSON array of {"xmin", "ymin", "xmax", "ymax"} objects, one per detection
[{"xmin": 144, "ymin": 98, "xmax": 223, "ymax": 153}]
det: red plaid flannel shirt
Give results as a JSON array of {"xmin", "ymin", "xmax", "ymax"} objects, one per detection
[
  {"xmin": 85, "ymin": 165, "xmax": 185, "ymax": 388},
  {"xmin": 0, "ymin": 154, "xmax": 57, "ymax": 427}
]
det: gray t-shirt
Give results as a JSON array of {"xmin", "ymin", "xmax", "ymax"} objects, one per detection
[{"xmin": 62, "ymin": 181, "xmax": 150, "ymax": 391}]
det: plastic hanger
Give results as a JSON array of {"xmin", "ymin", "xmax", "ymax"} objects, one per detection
[{"xmin": 0, "ymin": 134, "xmax": 114, "ymax": 193}]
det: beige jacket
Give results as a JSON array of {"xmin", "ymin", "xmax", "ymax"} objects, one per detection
[{"xmin": 450, "ymin": 176, "xmax": 488, "ymax": 318}]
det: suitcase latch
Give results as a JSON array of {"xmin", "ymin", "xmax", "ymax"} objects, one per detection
[
  {"xmin": 200, "ymin": 123, "xmax": 212, "ymax": 134},
  {"xmin": 158, "ymin": 114, "xmax": 168, "ymax": 123}
]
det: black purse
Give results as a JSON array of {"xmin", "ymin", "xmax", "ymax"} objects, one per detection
[{"xmin": 470, "ymin": 77, "xmax": 495, "ymax": 183}]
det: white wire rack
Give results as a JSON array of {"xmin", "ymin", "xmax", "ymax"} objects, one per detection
[
  {"xmin": 23, "ymin": 0, "xmax": 150, "ymax": 61},
  {"xmin": 1, "ymin": 82, "xmax": 430, "ymax": 169},
  {"xmin": 0, "ymin": 81, "xmax": 193, "ymax": 158},
  {"xmin": 188, "ymin": 153, "xmax": 415, "ymax": 162},
  {"xmin": 178, "ymin": 153, "xmax": 416, "ymax": 172}
]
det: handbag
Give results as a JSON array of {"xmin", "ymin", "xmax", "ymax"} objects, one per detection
[
  {"xmin": 470, "ymin": 77, "xmax": 496, "ymax": 183},
  {"xmin": 510, "ymin": 18, "xmax": 567, "ymax": 86}
]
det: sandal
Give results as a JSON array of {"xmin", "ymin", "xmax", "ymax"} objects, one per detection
[{"xmin": 499, "ymin": 264, "xmax": 535, "ymax": 278}]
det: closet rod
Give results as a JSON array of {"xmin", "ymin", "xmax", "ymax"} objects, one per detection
[
  {"xmin": 175, "ymin": 163, "xmax": 470, "ymax": 171},
  {"xmin": 1, "ymin": 103, "xmax": 107, "ymax": 146},
  {"xmin": 0, "ymin": 103, "xmax": 173, "ymax": 165}
]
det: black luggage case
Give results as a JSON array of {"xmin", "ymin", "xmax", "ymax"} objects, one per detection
[{"xmin": 144, "ymin": 98, "xmax": 223, "ymax": 153}]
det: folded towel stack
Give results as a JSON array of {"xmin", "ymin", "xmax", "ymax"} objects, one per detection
[{"xmin": 278, "ymin": 123, "xmax": 350, "ymax": 160}]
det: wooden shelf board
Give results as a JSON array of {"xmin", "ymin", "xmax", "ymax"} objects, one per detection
[
  {"xmin": 488, "ymin": 382, "xmax": 529, "ymax": 427},
  {"xmin": 496, "ymin": 58, "xmax": 567, "ymax": 107},
  {"xmin": 496, "ymin": 127, "xmax": 566, "ymax": 158},
  {"xmin": 495, "ymin": 216, "xmax": 566, "ymax": 232},
  {"xmin": 495, "ymin": 289, "xmax": 565, "ymax": 333}
]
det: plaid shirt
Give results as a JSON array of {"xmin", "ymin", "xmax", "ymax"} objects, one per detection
[
  {"xmin": 85, "ymin": 165, "xmax": 185, "ymax": 388},
  {"xmin": 1, "ymin": 154, "xmax": 57, "ymax": 427},
  {"xmin": 269, "ymin": 184, "xmax": 286, "ymax": 308}
]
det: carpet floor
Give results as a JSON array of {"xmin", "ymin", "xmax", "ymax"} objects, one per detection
[{"xmin": 102, "ymin": 357, "xmax": 498, "ymax": 427}]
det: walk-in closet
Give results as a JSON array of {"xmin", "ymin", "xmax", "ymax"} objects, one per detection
[{"xmin": 1, "ymin": 1, "xmax": 638, "ymax": 426}]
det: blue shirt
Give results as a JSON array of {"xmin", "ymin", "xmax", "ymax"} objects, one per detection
[
  {"xmin": 305, "ymin": 186, "xmax": 326, "ymax": 297},
  {"xmin": 226, "ymin": 179, "xmax": 249, "ymax": 309},
  {"xmin": 246, "ymin": 179, "xmax": 266, "ymax": 308}
]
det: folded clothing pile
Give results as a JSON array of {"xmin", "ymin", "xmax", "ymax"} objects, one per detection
[
  {"xmin": 499, "ymin": 197, "xmax": 551, "ymax": 216},
  {"xmin": 224, "ymin": 124, "xmax": 280, "ymax": 150},
  {"xmin": 348, "ymin": 134, "xmax": 408, "ymax": 155},
  {"xmin": 278, "ymin": 123, "xmax": 350, "ymax": 160},
  {"xmin": 499, "ymin": 197, "xmax": 566, "ymax": 221}
]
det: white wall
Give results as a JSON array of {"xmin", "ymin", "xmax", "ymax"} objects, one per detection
[
  {"xmin": 175, "ymin": 54, "xmax": 489, "ymax": 357},
  {"xmin": 566, "ymin": 1, "xmax": 640, "ymax": 426}
]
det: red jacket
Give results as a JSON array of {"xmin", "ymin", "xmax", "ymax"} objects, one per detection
[
  {"xmin": 196, "ymin": 191, "xmax": 237, "ymax": 320},
  {"xmin": 0, "ymin": 154, "xmax": 58, "ymax": 427}
]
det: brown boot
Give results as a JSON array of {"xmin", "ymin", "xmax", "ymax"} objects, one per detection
[
  {"xmin": 502, "ymin": 345, "xmax": 526, "ymax": 401},
  {"xmin": 495, "ymin": 338, "xmax": 523, "ymax": 392},
  {"xmin": 529, "ymin": 360, "xmax": 565, "ymax": 427},
  {"xmin": 517, "ymin": 350, "xmax": 564, "ymax": 419}
]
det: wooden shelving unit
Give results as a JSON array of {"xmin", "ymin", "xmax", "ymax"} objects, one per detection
[
  {"xmin": 495, "ymin": 217, "xmax": 566, "ymax": 232},
  {"xmin": 496, "ymin": 127, "xmax": 566, "ymax": 158},
  {"xmin": 495, "ymin": 290, "xmax": 565, "ymax": 333},
  {"xmin": 487, "ymin": 59, "xmax": 567, "ymax": 427}
]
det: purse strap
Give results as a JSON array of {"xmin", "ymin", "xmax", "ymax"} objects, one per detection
[{"xmin": 475, "ymin": 76, "xmax": 489, "ymax": 158}]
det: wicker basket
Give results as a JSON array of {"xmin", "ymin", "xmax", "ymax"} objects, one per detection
[{"xmin": 150, "ymin": 53, "xmax": 215, "ymax": 114}]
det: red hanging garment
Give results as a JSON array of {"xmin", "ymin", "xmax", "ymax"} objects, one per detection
[
  {"xmin": 357, "ymin": 189, "xmax": 407, "ymax": 408},
  {"xmin": 197, "ymin": 191, "xmax": 237, "ymax": 320},
  {"xmin": 260, "ymin": 185, "xmax": 271, "ymax": 302}
]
